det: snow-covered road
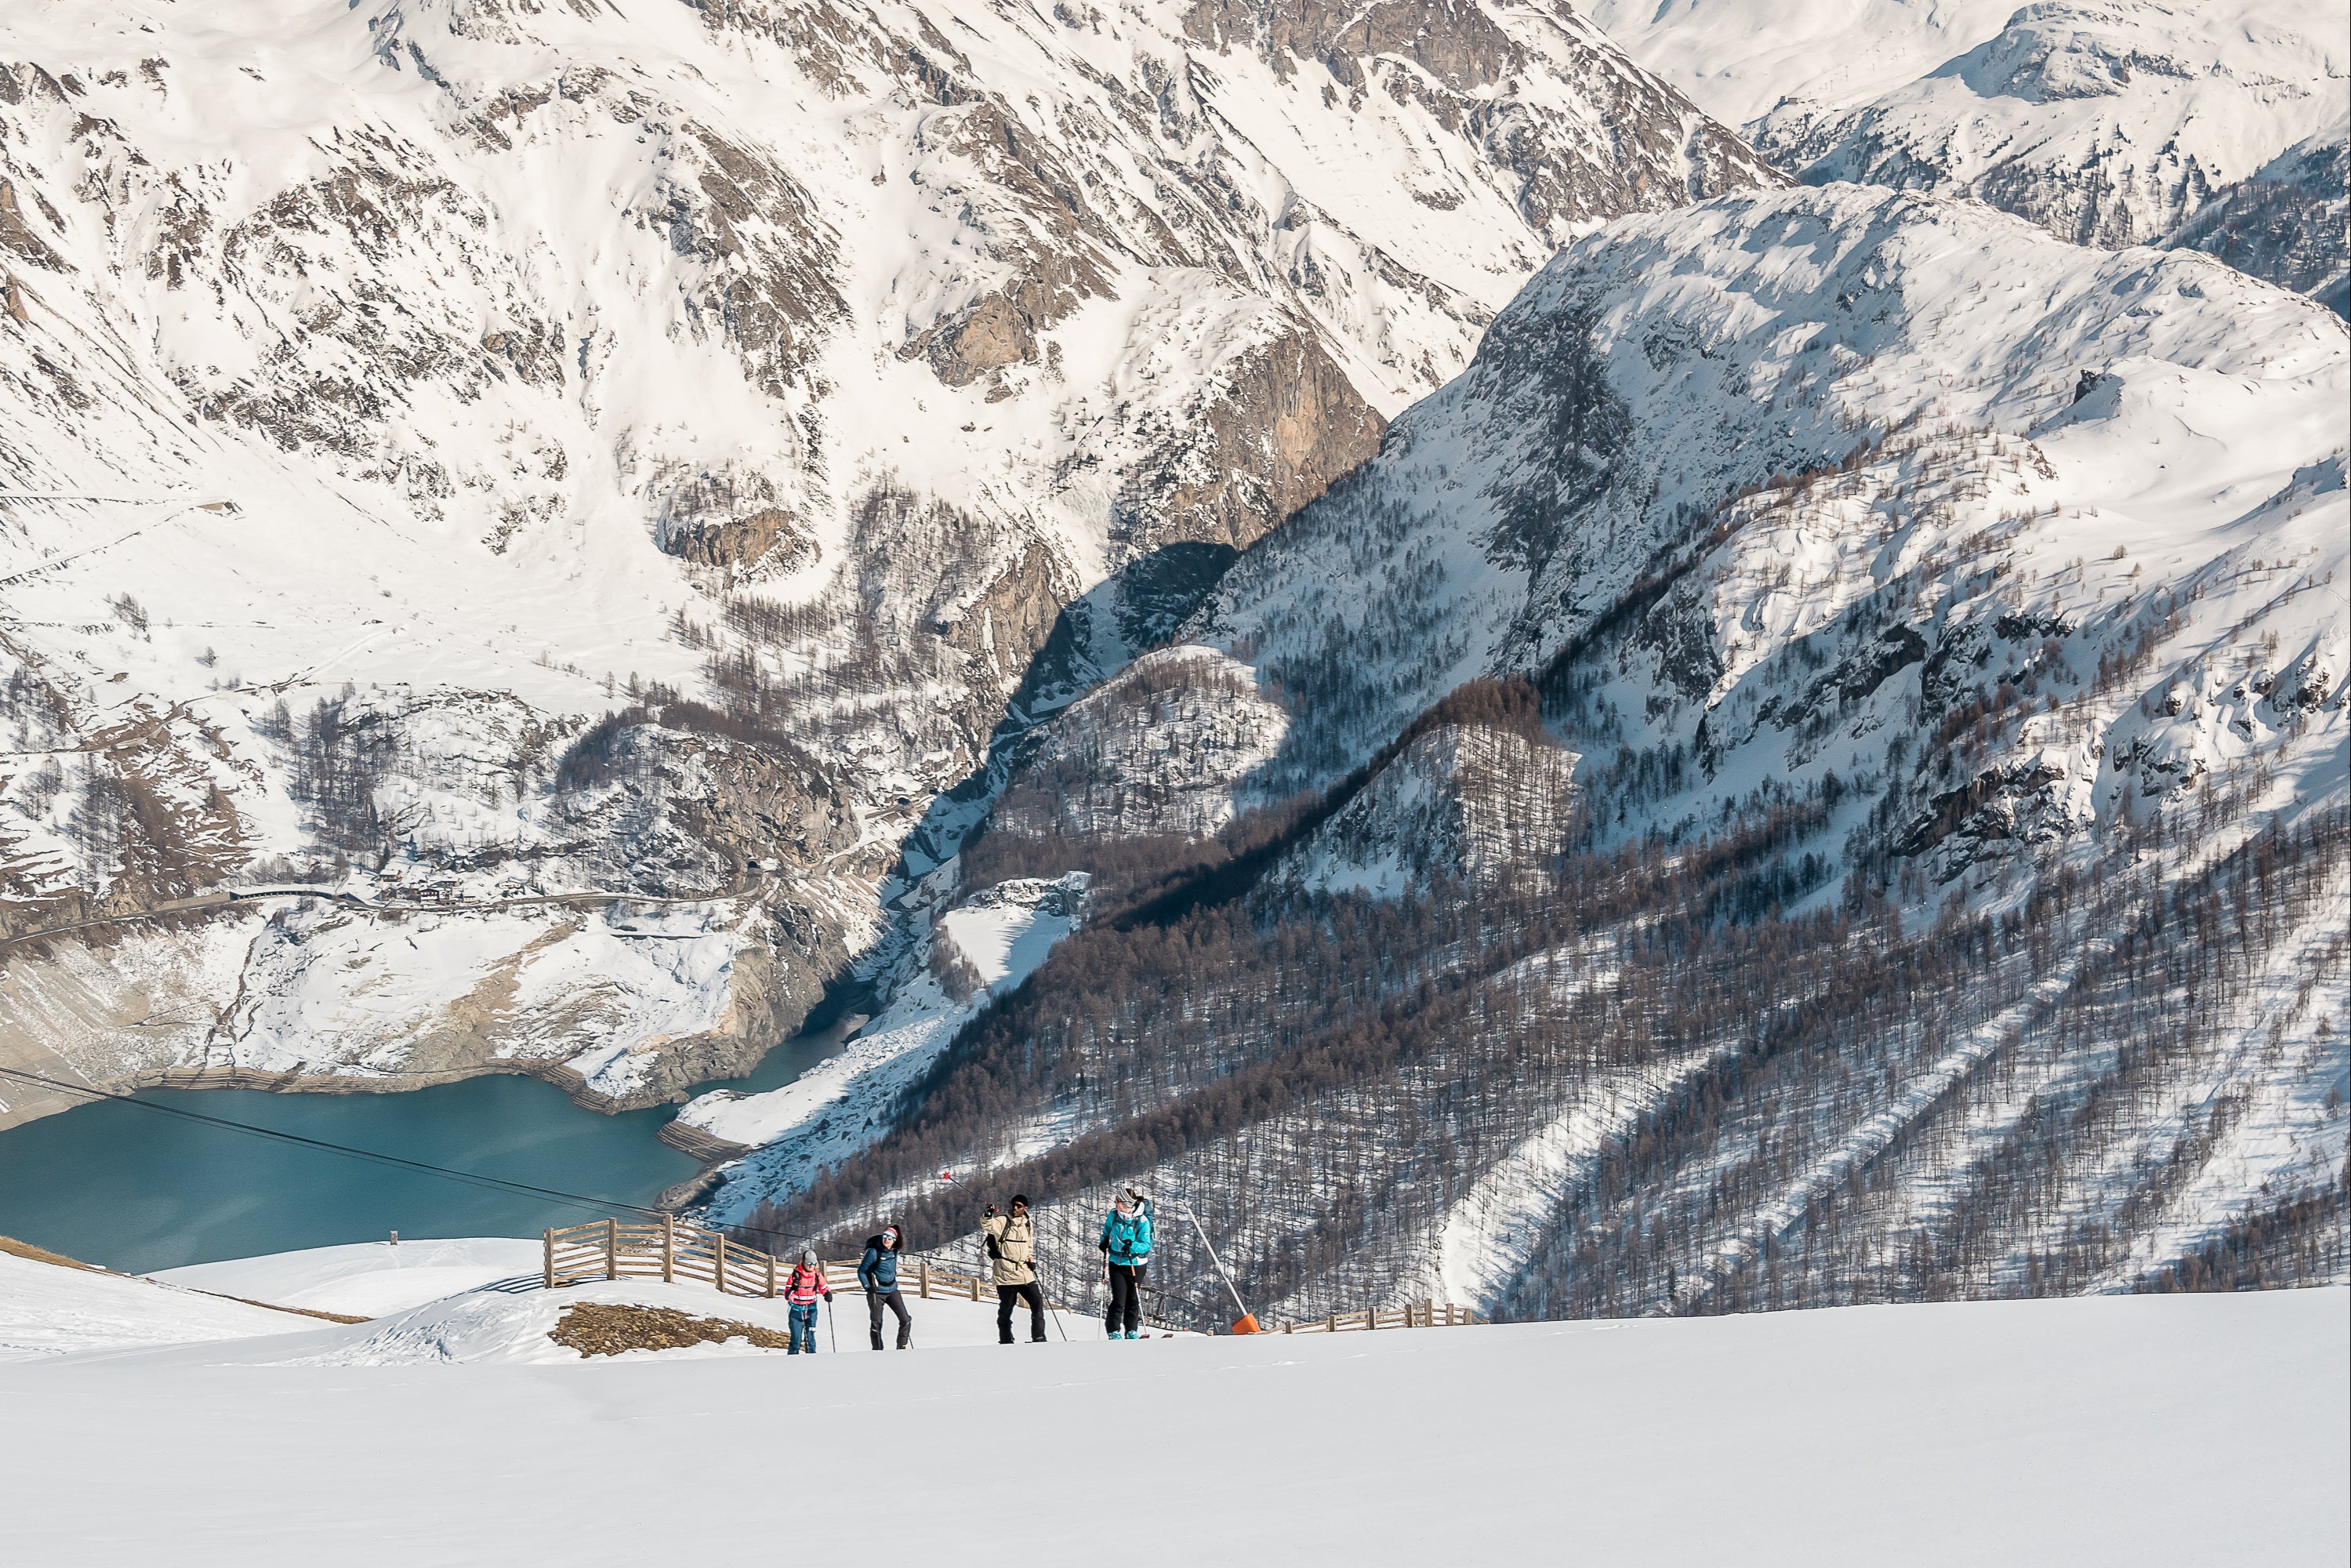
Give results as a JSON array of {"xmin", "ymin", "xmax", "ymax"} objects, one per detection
[{"xmin": 3, "ymin": 1273, "xmax": 2340, "ymax": 1565}]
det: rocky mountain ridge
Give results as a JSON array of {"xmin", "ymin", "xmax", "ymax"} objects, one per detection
[
  {"xmin": 1588, "ymin": 0, "xmax": 2348, "ymax": 311},
  {"xmin": 0, "ymin": 0, "xmax": 1776, "ymax": 1127}
]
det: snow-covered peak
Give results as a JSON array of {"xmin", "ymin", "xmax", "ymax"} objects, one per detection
[
  {"xmin": 1581, "ymin": 0, "xmax": 2033, "ymax": 126},
  {"xmin": 1754, "ymin": 0, "xmax": 2345, "ymax": 251},
  {"xmin": 1584, "ymin": 1, "xmax": 2345, "ymax": 307},
  {"xmin": 1188, "ymin": 180, "xmax": 2346, "ymax": 789}
]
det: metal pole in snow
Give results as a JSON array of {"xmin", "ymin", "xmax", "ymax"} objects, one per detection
[{"xmin": 1172, "ymin": 1200, "xmax": 1254, "ymax": 1329}]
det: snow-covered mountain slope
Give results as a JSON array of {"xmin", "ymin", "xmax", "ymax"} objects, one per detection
[
  {"xmin": 2164, "ymin": 115, "xmax": 2351, "ymax": 313},
  {"xmin": 986, "ymin": 643, "xmax": 1293, "ymax": 841},
  {"xmin": 757, "ymin": 179, "xmax": 2346, "ymax": 1328},
  {"xmin": 1276, "ymin": 716, "xmax": 1575, "ymax": 895},
  {"xmin": 6, "ymin": 1289, "xmax": 2345, "ymax": 1566},
  {"xmin": 1586, "ymin": 0, "xmax": 2348, "ymax": 308},
  {"xmin": 679, "ymin": 869, "xmax": 1082, "ymax": 1196},
  {"xmin": 0, "ymin": 0, "xmax": 1780, "ymax": 1125},
  {"xmin": 1752, "ymin": 1, "xmax": 2346, "ymax": 252},
  {"xmin": 1209, "ymin": 183, "xmax": 2349, "ymax": 1312},
  {"xmin": 1192, "ymin": 181, "xmax": 2347, "ymax": 805},
  {"xmin": 0, "ymin": 1245, "xmax": 319, "ymax": 1359},
  {"xmin": 1582, "ymin": 0, "xmax": 2032, "ymax": 127}
]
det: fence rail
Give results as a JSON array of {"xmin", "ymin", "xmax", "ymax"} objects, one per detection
[
  {"xmin": 1274, "ymin": 1301, "xmax": 1482, "ymax": 1332},
  {"xmin": 542, "ymin": 1219, "xmax": 1483, "ymax": 1331},
  {"xmin": 542, "ymin": 1218, "xmax": 1055, "ymax": 1305}
]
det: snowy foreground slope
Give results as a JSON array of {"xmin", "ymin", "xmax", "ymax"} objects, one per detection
[
  {"xmin": 3, "ymin": 1251, "xmax": 2343, "ymax": 1566},
  {"xmin": 152, "ymin": 1236, "xmax": 546, "ymax": 1319},
  {"xmin": 0, "ymin": 0, "xmax": 1778, "ymax": 1126},
  {"xmin": 22, "ymin": 1234, "xmax": 1104, "ymax": 1359},
  {"xmin": 0, "ymin": 1247, "xmax": 319, "ymax": 1359}
]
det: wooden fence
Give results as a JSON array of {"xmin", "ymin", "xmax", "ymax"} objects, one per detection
[
  {"xmin": 1274, "ymin": 1301, "xmax": 1481, "ymax": 1332},
  {"xmin": 542, "ymin": 1218, "xmax": 1057, "ymax": 1305},
  {"xmin": 542, "ymin": 1219, "xmax": 1483, "ymax": 1331}
]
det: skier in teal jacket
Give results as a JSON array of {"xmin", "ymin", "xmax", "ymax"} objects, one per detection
[{"xmin": 1098, "ymin": 1189, "xmax": 1152, "ymax": 1339}]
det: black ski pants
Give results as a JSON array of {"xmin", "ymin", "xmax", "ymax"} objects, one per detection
[
  {"xmin": 996, "ymin": 1280, "xmax": 1047, "ymax": 1343},
  {"xmin": 867, "ymin": 1287, "xmax": 912, "ymax": 1350},
  {"xmin": 1105, "ymin": 1262, "xmax": 1145, "ymax": 1337}
]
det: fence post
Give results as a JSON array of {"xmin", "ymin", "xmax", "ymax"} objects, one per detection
[
  {"xmin": 920, "ymin": 1258, "xmax": 930, "ymax": 1299},
  {"xmin": 662, "ymin": 1216, "xmax": 674, "ymax": 1283},
  {"xmin": 604, "ymin": 1217, "xmax": 618, "ymax": 1281},
  {"xmin": 542, "ymin": 1229, "xmax": 553, "ymax": 1290},
  {"xmin": 1326, "ymin": 1311, "xmax": 1335, "ymax": 1332},
  {"xmin": 766, "ymin": 1250, "xmax": 777, "ymax": 1299},
  {"xmin": 714, "ymin": 1230, "xmax": 727, "ymax": 1294},
  {"xmin": 1366, "ymin": 1303, "xmax": 1376, "ymax": 1331}
]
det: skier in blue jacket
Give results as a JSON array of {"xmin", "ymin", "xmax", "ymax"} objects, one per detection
[
  {"xmin": 858, "ymin": 1223, "xmax": 913, "ymax": 1350},
  {"xmin": 1098, "ymin": 1189, "xmax": 1152, "ymax": 1339}
]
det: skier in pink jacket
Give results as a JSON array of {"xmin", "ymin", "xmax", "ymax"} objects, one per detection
[{"xmin": 782, "ymin": 1248, "xmax": 831, "ymax": 1354}]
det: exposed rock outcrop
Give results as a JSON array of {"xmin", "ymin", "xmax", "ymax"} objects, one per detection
[{"xmin": 1116, "ymin": 328, "xmax": 1387, "ymax": 554}]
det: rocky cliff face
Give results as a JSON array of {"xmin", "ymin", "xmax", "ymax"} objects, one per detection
[{"xmin": 0, "ymin": 0, "xmax": 1776, "ymax": 1120}]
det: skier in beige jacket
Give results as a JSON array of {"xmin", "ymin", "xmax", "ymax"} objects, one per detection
[{"xmin": 982, "ymin": 1195, "xmax": 1047, "ymax": 1345}]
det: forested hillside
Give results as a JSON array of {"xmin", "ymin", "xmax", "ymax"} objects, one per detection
[{"xmin": 737, "ymin": 183, "xmax": 2349, "ymax": 1328}]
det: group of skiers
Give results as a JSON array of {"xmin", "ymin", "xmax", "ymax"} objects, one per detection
[{"xmin": 771, "ymin": 1189, "xmax": 1154, "ymax": 1352}]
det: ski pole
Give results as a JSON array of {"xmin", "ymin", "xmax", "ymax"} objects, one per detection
[
  {"xmin": 826, "ymin": 1294, "xmax": 836, "ymax": 1353},
  {"xmin": 1036, "ymin": 1253, "xmax": 1069, "ymax": 1341}
]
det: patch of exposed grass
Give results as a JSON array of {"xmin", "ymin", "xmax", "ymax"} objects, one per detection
[
  {"xmin": 549, "ymin": 1301, "xmax": 792, "ymax": 1357},
  {"xmin": 0, "ymin": 1233, "xmax": 103, "ymax": 1270}
]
